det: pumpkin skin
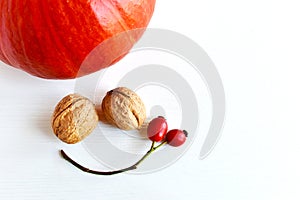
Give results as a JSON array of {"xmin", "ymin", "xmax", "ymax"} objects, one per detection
[{"xmin": 0, "ymin": 0, "xmax": 155, "ymax": 79}]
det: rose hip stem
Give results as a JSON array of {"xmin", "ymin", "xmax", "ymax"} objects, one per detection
[{"xmin": 60, "ymin": 141, "xmax": 167, "ymax": 175}]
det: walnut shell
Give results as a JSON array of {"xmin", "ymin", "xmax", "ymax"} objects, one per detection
[
  {"xmin": 51, "ymin": 94, "xmax": 98, "ymax": 144},
  {"xmin": 101, "ymin": 87, "xmax": 146, "ymax": 130}
]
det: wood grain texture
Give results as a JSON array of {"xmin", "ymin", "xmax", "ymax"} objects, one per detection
[{"xmin": 2, "ymin": 0, "xmax": 300, "ymax": 198}]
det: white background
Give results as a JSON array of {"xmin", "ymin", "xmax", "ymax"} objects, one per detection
[{"xmin": 1, "ymin": 0, "xmax": 300, "ymax": 199}]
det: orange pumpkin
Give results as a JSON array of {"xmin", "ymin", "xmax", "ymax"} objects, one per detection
[{"xmin": 0, "ymin": 0, "xmax": 156, "ymax": 79}]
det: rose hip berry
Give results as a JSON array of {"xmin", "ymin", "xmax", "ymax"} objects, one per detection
[
  {"xmin": 166, "ymin": 129, "xmax": 188, "ymax": 147},
  {"xmin": 61, "ymin": 116, "xmax": 189, "ymax": 175},
  {"xmin": 147, "ymin": 116, "xmax": 168, "ymax": 142}
]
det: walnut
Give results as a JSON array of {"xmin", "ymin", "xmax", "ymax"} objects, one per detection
[
  {"xmin": 101, "ymin": 87, "xmax": 146, "ymax": 130},
  {"xmin": 51, "ymin": 94, "xmax": 98, "ymax": 144}
]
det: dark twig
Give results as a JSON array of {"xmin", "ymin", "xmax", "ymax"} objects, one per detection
[{"xmin": 60, "ymin": 141, "xmax": 166, "ymax": 175}]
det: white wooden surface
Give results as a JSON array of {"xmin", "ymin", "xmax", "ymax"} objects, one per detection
[{"xmin": 1, "ymin": 0, "xmax": 300, "ymax": 199}]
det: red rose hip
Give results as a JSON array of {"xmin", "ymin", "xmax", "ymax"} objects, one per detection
[
  {"xmin": 166, "ymin": 129, "xmax": 188, "ymax": 147},
  {"xmin": 147, "ymin": 116, "xmax": 168, "ymax": 142}
]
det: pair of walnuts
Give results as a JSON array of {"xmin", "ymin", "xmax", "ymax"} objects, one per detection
[{"xmin": 51, "ymin": 87, "xmax": 146, "ymax": 144}]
